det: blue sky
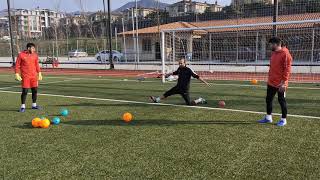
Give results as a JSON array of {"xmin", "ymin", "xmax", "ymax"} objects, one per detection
[{"xmin": 0, "ymin": 0, "xmax": 231, "ymax": 12}]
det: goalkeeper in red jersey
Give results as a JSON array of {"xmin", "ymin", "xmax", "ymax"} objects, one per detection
[{"xmin": 15, "ymin": 43, "xmax": 43, "ymax": 112}]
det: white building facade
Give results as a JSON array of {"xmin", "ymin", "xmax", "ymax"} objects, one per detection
[{"xmin": 9, "ymin": 9, "xmax": 65, "ymax": 38}]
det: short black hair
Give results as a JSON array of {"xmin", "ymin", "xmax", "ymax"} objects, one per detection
[
  {"xmin": 26, "ymin": 43, "xmax": 36, "ymax": 49},
  {"xmin": 180, "ymin": 58, "xmax": 186, "ymax": 62},
  {"xmin": 268, "ymin": 37, "xmax": 282, "ymax": 45},
  {"xmin": 281, "ymin": 40, "xmax": 287, "ymax": 47}
]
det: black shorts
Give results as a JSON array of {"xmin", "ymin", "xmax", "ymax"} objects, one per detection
[{"xmin": 163, "ymin": 86, "xmax": 191, "ymax": 105}]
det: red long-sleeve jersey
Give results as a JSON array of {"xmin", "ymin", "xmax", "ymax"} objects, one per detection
[
  {"xmin": 268, "ymin": 47, "xmax": 293, "ymax": 88},
  {"xmin": 15, "ymin": 50, "xmax": 40, "ymax": 79}
]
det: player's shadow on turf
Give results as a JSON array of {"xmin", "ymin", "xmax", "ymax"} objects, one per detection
[
  {"xmin": 63, "ymin": 119, "xmax": 256, "ymax": 126},
  {"xmin": 54, "ymin": 102, "xmax": 214, "ymax": 107},
  {"xmin": 54, "ymin": 103, "xmax": 160, "ymax": 107},
  {"xmin": 12, "ymin": 123, "xmax": 33, "ymax": 129},
  {"xmin": 0, "ymin": 109, "xmax": 20, "ymax": 112}
]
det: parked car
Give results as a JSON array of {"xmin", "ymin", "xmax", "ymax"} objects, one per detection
[
  {"xmin": 1, "ymin": 36, "xmax": 11, "ymax": 41},
  {"xmin": 95, "ymin": 50, "xmax": 123, "ymax": 62},
  {"xmin": 68, "ymin": 49, "xmax": 88, "ymax": 58}
]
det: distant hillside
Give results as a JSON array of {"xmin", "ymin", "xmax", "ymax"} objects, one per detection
[{"xmin": 114, "ymin": 0, "xmax": 169, "ymax": 12}]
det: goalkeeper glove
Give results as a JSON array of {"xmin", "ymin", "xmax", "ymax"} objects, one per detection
[
  {"xmin": 38, "ymin": 72, "xmax": 43, "ymax": 81},
  {"xmin": 15, "ymin": 73, "xmax": 22, "ymax": 81}
]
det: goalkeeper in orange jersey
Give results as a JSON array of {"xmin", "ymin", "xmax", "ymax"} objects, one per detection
[
  {"xmin": 258, "ymin": 37, "xmax": 292, "ymax": 126},
  {"xmin": 15, "ymin": 43, "xmax": 43, "ymax": 112}
]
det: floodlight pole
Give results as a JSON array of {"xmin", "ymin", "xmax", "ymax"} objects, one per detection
[
  {"xmin": 121, "ymin": 17, "xmax": 127, "ymax": 62},
  {"xmin": 7, "ymin": 0, "xmax": 15, "ymax": 66},
  {"xmin": 273, "ymin": 0, "xmax": 279, "ymax": 36},
  {"xmin": 135, "ymin": 0, "xmax": 140, "ymax": 67},
  {"xmin": 103, "ymin": 0, "xmax": 114, "ymax": 69},
  {"xmin": 107, "ymin": 0, "xmax": 114, "ymax": 69}
]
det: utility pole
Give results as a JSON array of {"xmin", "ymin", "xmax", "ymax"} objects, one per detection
[{"xmin": 7, "ymin": 0, "xmax": 15, "ymax": 66}]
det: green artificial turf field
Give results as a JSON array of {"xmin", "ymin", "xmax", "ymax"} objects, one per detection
[{"xmin": 0, "ymin": 73, "xmax": 319, "ymax": 179}]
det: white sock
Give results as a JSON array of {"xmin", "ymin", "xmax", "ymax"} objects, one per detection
[
  {"xmin": 194, "ymin": 98, "xmax": 202, "ymax": 104},
  {"xmin": 194, "ymin": 98, "xmax": 200, "ymax": 104},
  {"xmin": 21, "ymin": 104, "xmax": 26, "ymax": 109},
  {"xmin": 32, "ymin": 103, "xmax": 37, "ymax": 107},
  {"xmin": 156, "ymin": 97, "xmax": 160, "ymax": 103},
  {"xmin": 281, "ymin": 118, "xmax": 287, "ymax": 123},
  {"xmin": 266, "ymin": 114, "xmax": 272, "ymax": 121}
]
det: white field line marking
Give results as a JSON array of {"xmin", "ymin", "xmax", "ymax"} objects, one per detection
[
  {"xmin": 1, "ymin": 74, "xmax": 320, "ymax": 90},
  {"xmin": 42, "ymin": 76, "xmax": 156, "ymax": 83},
  {"xmin": 0, "ymin": 85, "xmax": 19, "ymax": 90},
  {"xmin": 209, "ymin": 83, "xmax": 320, "ymax": 90},
  {"xmin": 0, "ymin": 89, "xmax": 319, "ymax": 120},
  {"xmin": 44, "ymin": 76, "xmax": 320, "ymax": 90},
  {"xmin": 41, "ymin": 79, "xmax": 75, "ymax": 85},
  {"xmin": 0, "ymin": 79, "xmax": 75, "ymax": 90}
]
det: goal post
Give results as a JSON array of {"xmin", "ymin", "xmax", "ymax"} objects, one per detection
[{"xmin": 160, "ymin": 19, "xmax": 320, "ymax": 83}]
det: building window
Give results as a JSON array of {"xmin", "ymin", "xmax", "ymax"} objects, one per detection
[
  {"xmin": 142, "ymin": 39, "xmax": 152, "ymax": 52},
  {"xmin": 178, "ymin": 5, "xmax": 184, "ymax": 12}
]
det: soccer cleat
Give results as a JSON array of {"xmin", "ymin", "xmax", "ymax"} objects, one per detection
[
  {"xmin": 149, "ymin": 96, "xmax": 159, "ymax": 103},
  {"xmin": 200, "ymin": 98, "xmax": 207, "ymax": 104},
  {"xmin": 19, "ymin": 108, "xmax": 26, "ymax": 113},
  {"xmin": 257, "ymin": 117, "xmax": 272, "ymax": 124},
  {"xmin": 32, "ymin": 106, "xmax": 41, "ymax": 110},
  {"xmin": 276, "ymin": 120, "xmax": 287, "ymax": 127},
  {"xmin": 193, "ymin": 97, "xmax": 207, "ymax": 105}
]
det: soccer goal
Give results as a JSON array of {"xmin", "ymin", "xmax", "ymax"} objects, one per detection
[{"xmin": 160, "ymin": 19, "xmax": 320, "ymax": 83}]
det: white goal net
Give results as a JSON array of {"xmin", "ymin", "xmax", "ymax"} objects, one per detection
[{"xmin": 160, "ymin": 19, "xmax": 320, "ymax": 83}]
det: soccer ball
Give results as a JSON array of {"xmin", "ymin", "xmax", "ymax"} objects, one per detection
[
  {"xmin": 32, "ymin": 118, "xmax": 42, "ymax": 128},
  {"xmin": 40, "ymin": 119, "xmax": 51, "ymax": 129},
  {"xmin": 251, "ymin": 79, "xmax": 258, "ymax": 85},
  {"xmin": 122, "ymin": 112, "xmax": 133, "ymax": 123},
  {"xmin": 166, "ymin": 75, "xmax": 177, "ymax": 82},
  {"xmin": 218, "ymin": 101, "xmax": 226, "ymax": 108},
  {"xmin": 52, "ymin": 117, "xmax": 61, "ymax": 125},
  {"xmin": 60, "ymin": 109, "xmax": 69, "ymax": 117}
]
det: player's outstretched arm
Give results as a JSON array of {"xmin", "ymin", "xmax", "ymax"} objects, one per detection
[
  {"xmin": 162, "ymin": 69, "xmax": 179, "ymax": 78},
  {"xmin": 164, "ymin": 72, "xmax": 172, "ymax": 78},
  {"xmin": 198, "ymin": 77, "xmax": 210, "ymax": 87},
  {"xmin": 190, "ymin": 69, "xmax": 210, "ymax": 87}
]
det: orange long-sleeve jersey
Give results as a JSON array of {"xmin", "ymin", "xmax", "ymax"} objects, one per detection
[
  {"xmin": 15, "ymin": 50, "xmax": 41, "ymax": 79},
  {"xmin": 268, "ymin": 47, "xmax": 293, "ymax": 88}
]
